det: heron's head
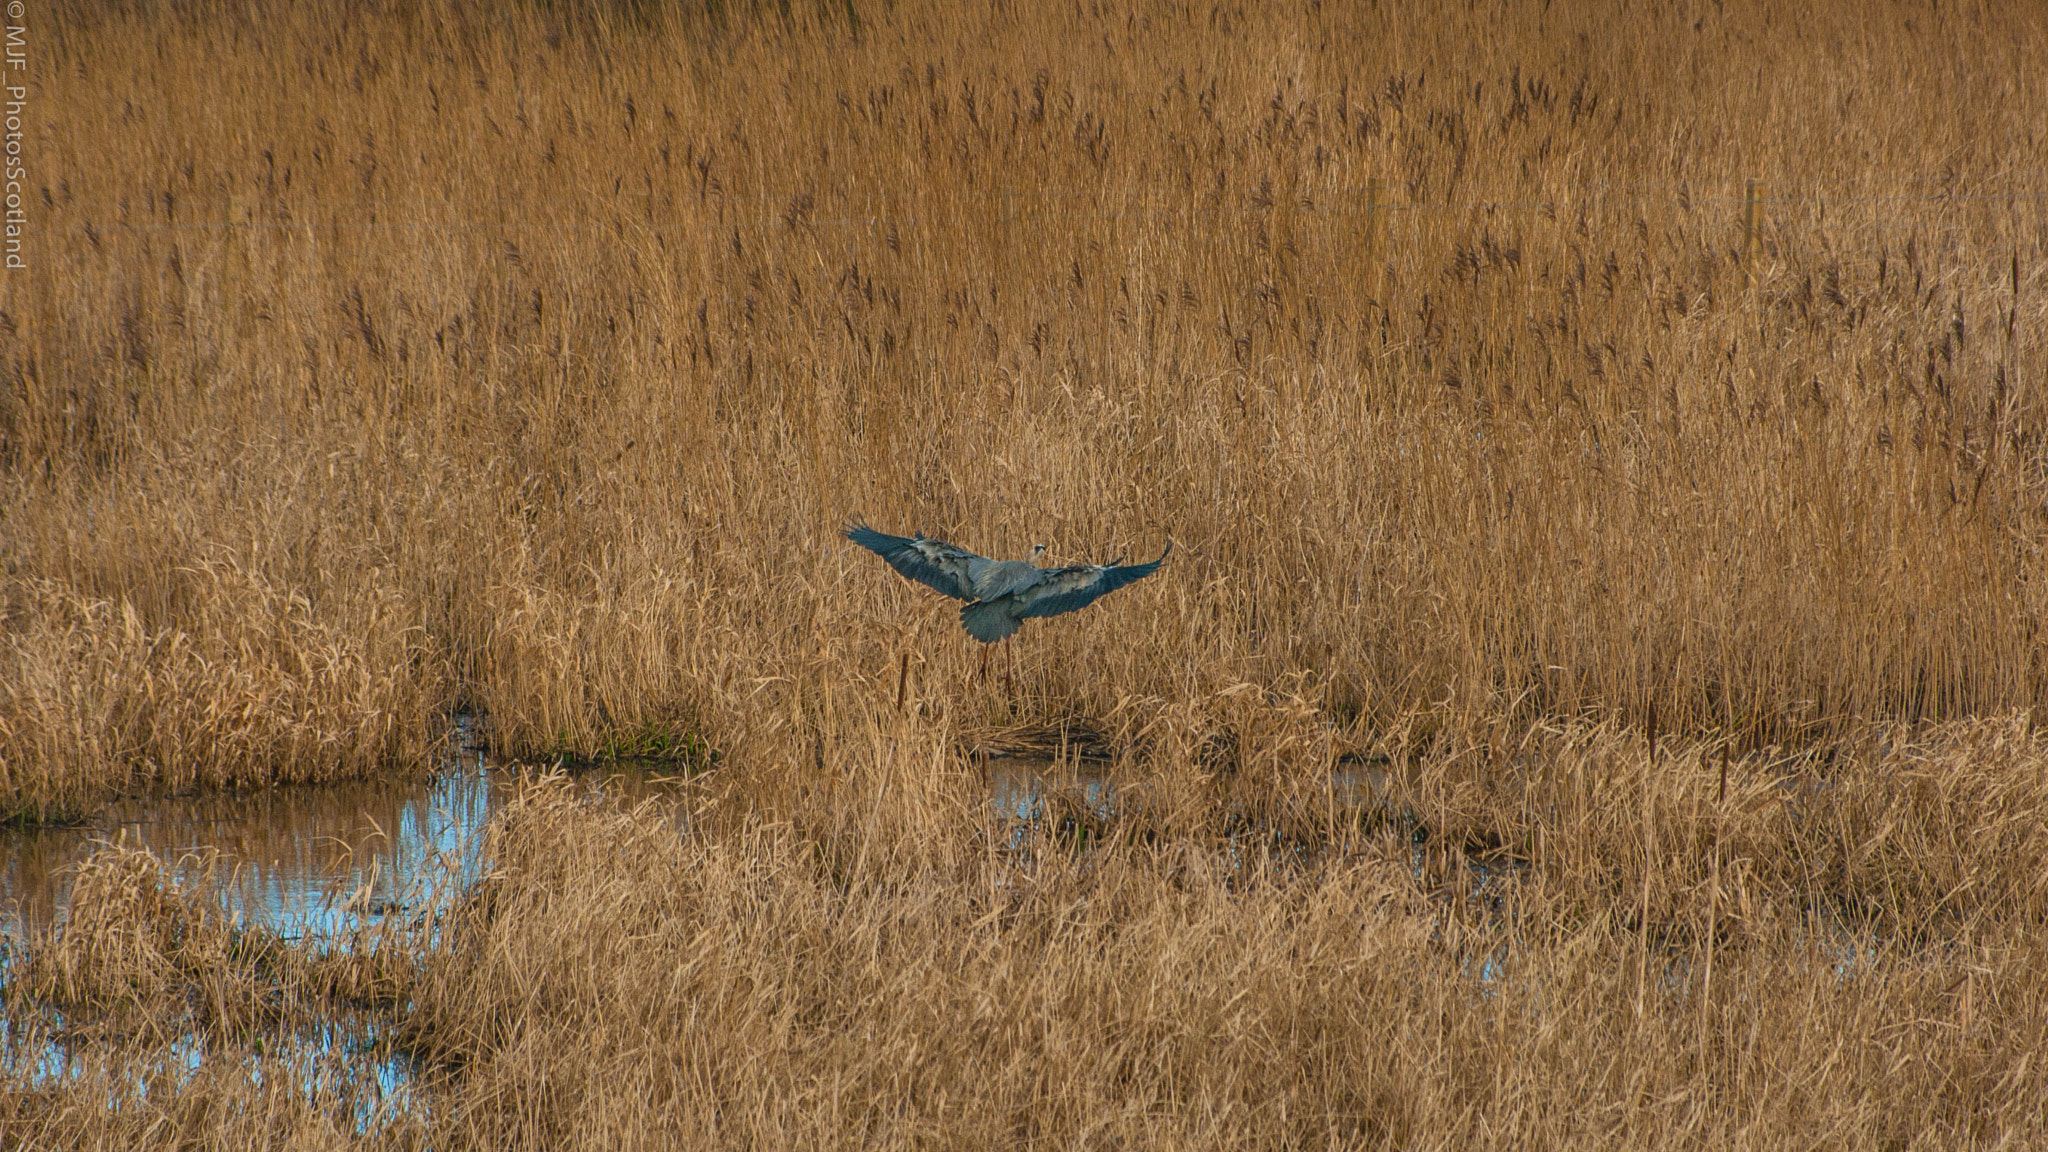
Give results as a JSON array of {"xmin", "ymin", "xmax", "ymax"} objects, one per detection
[{"xmin": 1031, "ymin": 543, "xmax": 1048, "ymax": 566}]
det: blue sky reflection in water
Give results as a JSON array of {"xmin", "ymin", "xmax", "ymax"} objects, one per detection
[
  {"xmin": 0, "ymin": 728, "xmax": 691, "ymax": 1134},
  {"xmin": 0, "ymin": 754, "xmax": 498, "ymax": 945},
  {"xmin": 2, "ymin": 1009, "xmax": 422, "ymax": 1138},
  {"xmin": 0, "ymin": 741, "xmax": 688, "ymax": 944},
  {"xmin": 987, "ymin": 756, "xmax": 1115, "ymax": 823}
]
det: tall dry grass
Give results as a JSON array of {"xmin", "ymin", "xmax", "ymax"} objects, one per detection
[
  {"xmin": 3, "ymin": 0, "xmax": 2044, "ymax": 811},
  {"xmin": 5, "ymin": 0, "xmax": 2048, "ymax": 1143},
  {"xmin": 10, "ymin": 717, "xmax": 2048, "ymax": 1147},
  {"xmin": 394, "ymin": 744, "xmax": 2048, "ymax": 1149},
  {"xmin": 1, "ymin": 563, "xmax": 440, "ymax": 818}
]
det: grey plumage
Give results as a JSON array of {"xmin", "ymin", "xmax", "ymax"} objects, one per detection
[{"xmin": 845, "ymin": 522, "xmax": 1171, "ymax": 643}]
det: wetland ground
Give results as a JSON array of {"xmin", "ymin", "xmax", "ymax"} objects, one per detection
[{"xmin": 4, "ymin": 0, "xmax": 2048, "ymax": 1146}]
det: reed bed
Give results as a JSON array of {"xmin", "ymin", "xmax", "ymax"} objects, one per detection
[
  {"xmin": 4, "ymin": 0, "xmax": 2045, "ymax": 806},
  {"xmin": 4, "ymin": 0, "xmax": 2048, "ymax": 1144},
  {"xmin": 10, "ymin": 718, "xmax": 2048, "ymax": 1147}
]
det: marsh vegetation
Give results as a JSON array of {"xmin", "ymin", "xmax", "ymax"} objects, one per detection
[{"xmin": 4, "ymin": 0, "xmax": 2048, "ymax": 1145}]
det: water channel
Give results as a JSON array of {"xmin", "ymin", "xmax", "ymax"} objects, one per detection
[{"xmin": 0, "ymin": 719, "xmax": 688, "ymax": 943}]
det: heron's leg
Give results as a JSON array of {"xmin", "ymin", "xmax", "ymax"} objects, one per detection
[{"xmin": 978, "ymin": 645, "xmax": 989, "ymax": 683}]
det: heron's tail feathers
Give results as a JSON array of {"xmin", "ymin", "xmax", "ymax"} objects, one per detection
[{"xmin": 960, "ymin": 601, "xmax": 1022, "ymax": 643}]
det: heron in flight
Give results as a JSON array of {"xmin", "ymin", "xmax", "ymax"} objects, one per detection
[{"xmin": 845, "ymin": 523, "xmax": 1171, "ymax": 646}]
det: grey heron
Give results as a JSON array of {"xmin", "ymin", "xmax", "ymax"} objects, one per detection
[{"xmin": 845, "ymin": 523, "xmax": 1172, "ymax": 647}]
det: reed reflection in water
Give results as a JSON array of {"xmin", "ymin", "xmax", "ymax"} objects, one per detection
[{"xmin": 1, "ymin": 735, "xmax": 687, "ymax": 944}]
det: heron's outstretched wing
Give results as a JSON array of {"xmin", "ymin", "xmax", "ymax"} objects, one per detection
[
  {"xmin": 845, "ymin": 522, "xmax": 985, "ymax": 601},
  {"xmin": 1013, "ymin": 542, "xmax": 1173, "ymax": 620}
]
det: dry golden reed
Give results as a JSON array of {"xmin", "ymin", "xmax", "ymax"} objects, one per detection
[
  {"xmin": 10, "ymin": 727, "xmax": 2048, "ymax": 1149},
  {"xmin": 2, "ymin": 0, "xmax": 2044, "ymax": 807},
  {"xmin": 1, "ymin": 564, "xmax": 440, "ymax": 818},
  {"xmin": 4, "ymin": 0, "xmax": 2048, "ymax": 1145}
]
